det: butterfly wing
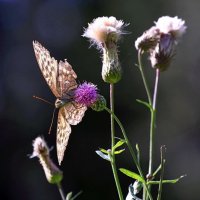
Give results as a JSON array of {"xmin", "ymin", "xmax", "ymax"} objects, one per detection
[
  {"xmin": 33, "ymin": 41, "xmax": 61, "ymax": 97},
  {"xmin": 56, "ymin": 102, "xmax": 87, "ymax": 164},
  {"xmin": 57, "ymin": 107, "xmax": 72, "ymax": 165},
  {"xmin": 64, "ymin": 102, "xmax": 87, "ymax": 125},
  {"xmin": 57, "ymin": 60, "xmax": 78, "ymax": 97}
]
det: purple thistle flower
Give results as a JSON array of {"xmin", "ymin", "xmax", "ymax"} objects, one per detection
[{"xmin": 74, "ymin": 82, "xmax": 98, "ymax": 107}]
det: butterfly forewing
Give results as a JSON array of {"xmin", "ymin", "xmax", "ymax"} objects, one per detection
[
  {"xmin": 33, "ymin": 41, "xmax": 61, "ymax": 97},
  {"xmin": 58, "ymin": 60, "xmax": 78, "ymax": 96}
]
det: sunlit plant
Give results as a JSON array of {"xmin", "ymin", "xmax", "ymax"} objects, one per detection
[{"xmin": 30, "ymin": 15, "xmax": 187, "ymax": 200}]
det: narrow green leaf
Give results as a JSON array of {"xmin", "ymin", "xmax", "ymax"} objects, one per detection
[
  {"xmin": 119, "ymin": 168, "xmax": 145, "ymax": 183},
  {"xmin": 153, "ymin": 160, "xmax": 166, "ymax": 177},
  {"xmin": 113, "ymin": 140, "xmax": 125, "ymax": 150},
  {"xmin": 95, "ymin": 150, "xmax": 110, "ymax": 161},
  {"xmin": 114, "ymin": 149, "xmax": 125, "ymax": 154},
  {"xmin": 135, "ymin": 144, "xmax": 140, "ymax": 163},
  {"xmin": 66, "ymin": 191, "xmax": 83, "ymax": 200},
  {"xmin": 99, "ymin": 148, "xmax": 108, "ymax": 154},
  {"xmin": 66, "ymin": 192, "xmax": 73, "ymax": 200},
  {"xmin": 70, "ymin": 191, "xmax": 83, "ymax": 200},
  {"xmin": 136, "ymin": 99, "xmax": 152, "ymax": 111},
  {"xmin": 148, "ymin": 175, "xmax": 186, "ymax": 185}
]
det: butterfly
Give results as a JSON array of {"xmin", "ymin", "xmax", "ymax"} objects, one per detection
[{"xmin": 33, "ymin": 41, "xmax": 87, "ymax": 165}]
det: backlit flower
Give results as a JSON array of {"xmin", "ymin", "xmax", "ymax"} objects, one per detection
[
  {"xmin": 83, "ymin": 16, "xmax": 128, "ymax": 83},
  {"xmin": 135, "ymin": 26, "xmax": 160, "ymax": 52},
  {"xmin": 150, "ymin": 34, "xmax": 175, "ymax": 71},
  {"xmin": 83, "ymin": 16, "xmax": 127, "ymax": 49},
  {"xmin": 155, "ymin": 16, "xmax": 187, "ymax": 40}
]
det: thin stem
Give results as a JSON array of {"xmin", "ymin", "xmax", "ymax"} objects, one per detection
[
  {"xmin": 153, "ymin": 69, "xmax": 160, "ymax": 110},
  {"xmin": 109, "ymin": 84, "xmax": 124, "ymax": 200},
  {"xmin": 110, "ymin": 84, "xmax": 115, "ymax": 152},
  {"xmin": 146, "ymin": 69, "xmax": 160, "ymax": 200},
  {"xmin": 57, "ymin": 183, "xmax": 66, "ymax": 200},
  {"xmin": 148, "ymin": 69, "xmax": 160, "ymax": 176},
  {"xmin": 138, "ymin": 50, "xmax": 152, "ymax": 105},
  {"xmin": 157, "ymin": 146, "xmax": 165, "ymax": 200},
  {"xmin": 104, "ymin": 107, "xmax": 153, "ymax": 200}
]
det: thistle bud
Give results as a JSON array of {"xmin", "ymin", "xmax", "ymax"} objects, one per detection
[
  {"xmin": 102, "ymin": 46, "xmax": 121, "ymax": 83},
  {"xmin": 90, "ymin": 95, "xmax": 106, "ymax": 111},
  {"xmin": 30, "ymin": 137, "xmax": 63, "ymax": 184}
]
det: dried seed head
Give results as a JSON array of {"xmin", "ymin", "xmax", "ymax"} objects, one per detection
[
  {"xmin": 31, "ymin": 137, "xmax": 63, "ymax": 184},
  {"xmin": 83, "ymin": 16, "xmax": 128, "ymax": 49},
  {"xmin": 155, "ymin": 16, "xmax": 187, "ymax": 41},
  {"xmin": 135, "ymin": 26, "xmax": 160, "ymax": 52},
  {"xmin": 150, "ymin": 34, "xmax": 175, "ymax": 71}
]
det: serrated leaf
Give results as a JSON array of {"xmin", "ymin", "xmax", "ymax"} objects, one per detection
[
  {"xmin": 95, "ymin": 150, "xmax": 110, "ymax": 161},
  {"xmin": 114, "ymin": 149, "xmax": 125, "ymax": 154},
  {"xmin": 148, "ymin": 175, "xmax": 186, "ymax": 185},
  {"xmin": 113, "ymin": 140, "xmax": 125, "ymax": 151},
  {"xmin": 119, "ymin": 168, "xmax": 145, "ymax": 183},
  {"xmin": 136, "ymin": 99, "xmax": 152, "ymax": 111}
]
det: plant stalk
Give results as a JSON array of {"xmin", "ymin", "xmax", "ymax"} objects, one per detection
[
  {"xmin": 104, "ymin": 107, "xmax": 153, "ymax": 200},
  {"xmin": 110, "ymin": 84, "xmax": 124, "ymax": 200},
  {"xmin": 148, "ymin": 69, "xmax": 160, "ymax": 177},
  {"xmin": 138, "ymin": 50, "xmax": 152, "ymax": 105},
  {"xmin": 57, "ymin": 183, "xmax": 66, "ymax": 200}
]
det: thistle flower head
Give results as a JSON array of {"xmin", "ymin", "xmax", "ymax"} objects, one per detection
[
  {"xmin": 154, "ymin": 16, "xmax": 187, "ymax": 40},
  {"xmin": 74, "ymin": 82, "xmax": 98, "ymax": 107},
  {"xmin": 83, "ymin": 16, "xmax": 128, "ymax": 49},
  {"xmin": 135, "ymin": 26, "xmax": 160, "ymax": 52},
  {"xmin": 136, "ymin": 16, "xmax": 186, "ymax": 71},
  {"xmin": 31, "ymin": 136, "xmax": 49, "ymax": 158},
  {"xmin": 30, "ymin": 137, "xmax": 63, "ymax": 184},
  {"xmin": 150, "ymin": 33, "xmax": 175, "ymax": 71}
]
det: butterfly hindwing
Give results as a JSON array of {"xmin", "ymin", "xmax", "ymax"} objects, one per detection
[
  {"xmin": 64, "ymin": 102, "xmax": 87, "ymax": 125},
  {"xmin": 57, "ymin": 107, "xmax": 72, "ymax": 165}
]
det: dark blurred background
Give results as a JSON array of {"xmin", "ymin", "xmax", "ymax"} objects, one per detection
[{"xmin": 0, "ymin": 0, "xmax": 200, "ymax": 199}]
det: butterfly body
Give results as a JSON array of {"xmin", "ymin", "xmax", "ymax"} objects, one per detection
[
  {"xmin": 55, "ymin": 91, "xmax": 74, "ymax": 108},
  {"xmin": 33, "ymin": 41, "xmax": 87, "ymax": 165}
]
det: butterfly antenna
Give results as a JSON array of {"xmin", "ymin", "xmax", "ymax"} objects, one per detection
[
  {"xmin": 33, "ymin": 95, "xmax": 54, "ymax": 106},
  {"xmin": 48, "ymin": 107, "xmax": 56, "ymax": 134}
]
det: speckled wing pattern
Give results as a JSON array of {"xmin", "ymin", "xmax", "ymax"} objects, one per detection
[
  {"xmin": 33, "ymin": 41, "xmax": 60, "ymax": 98},
  {"xmin": 33, "ymin": 41, "xmax": 87, "ymax": 165}
]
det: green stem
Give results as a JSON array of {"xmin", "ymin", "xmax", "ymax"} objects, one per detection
[
  {"xmin": 104, "ymin": 107, "xmax": 153, "ymax": 200},
  {"xmin": 109, "ymin": 84, "xmax": 124, "ymax": 200},
  {"xmin": 138, "ymin": 50, "xmax": 152, "ymax": 105},
  {"xmin": 157, "ymin": 146, "xmax": 165, "ymax": 200},
  {"xmin": 148, "ymin": 69, "xmax": 160, "ymax": 176},
  {"xmin": 57, "ymin": 183, "xmax": 66, "ymax": 200},
  {"xmin": 146, "ymin": 69, "xmax": 160, "ymax": 200}
]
